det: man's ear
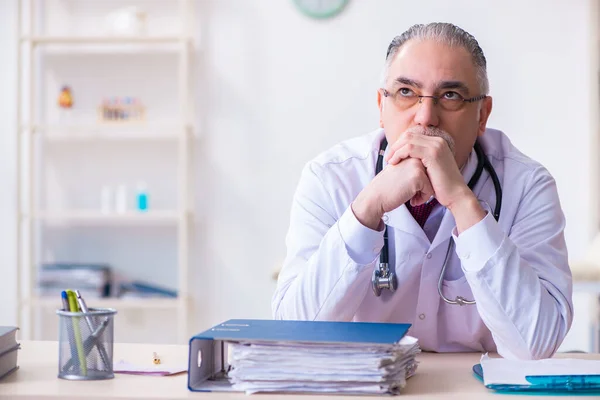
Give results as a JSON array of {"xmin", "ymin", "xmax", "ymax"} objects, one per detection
[
  {"xmin": 477, "ymin": 96, "xmax": 493, "ymax": 136},
  {"xmin": 377, "ymin": 90, "xmax": 385, "ymax": 128}
]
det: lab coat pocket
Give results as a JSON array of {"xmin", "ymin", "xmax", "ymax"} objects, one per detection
[
  {"xmin": 440, "ymin": 274, "xmax": 482, "ymax": 351},
  {"xmin": 441, "ymin": 275, "xmax": 469, "ymax": 295}
]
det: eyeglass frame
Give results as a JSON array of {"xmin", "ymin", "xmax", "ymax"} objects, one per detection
[{"xmin": 380, "ymin": 88, "xmax": 487, "ymax": 111}]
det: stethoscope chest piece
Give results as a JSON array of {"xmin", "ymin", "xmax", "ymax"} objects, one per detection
[{"xmin": 371, "ymin": 263, "xmax": 397, "ymax": 297}]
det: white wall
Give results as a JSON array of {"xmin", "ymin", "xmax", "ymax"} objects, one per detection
[{"xmin": 1, "ymin": 0, "xmax": 598, "ymax": 350}]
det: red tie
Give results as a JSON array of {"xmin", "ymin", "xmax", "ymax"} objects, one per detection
[{"xmin": 406, "ymin": 198, "xmax": 438, "ymax": 227}]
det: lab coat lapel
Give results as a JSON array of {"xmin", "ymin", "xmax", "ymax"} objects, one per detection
[{"xmin": 385, "ymin": 204, "xmax": 429, "ymax": 244}]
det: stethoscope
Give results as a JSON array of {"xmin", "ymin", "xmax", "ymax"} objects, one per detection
[{"xmin": 371, "ymin": 138, "xmax": 502, "ymax": 306}]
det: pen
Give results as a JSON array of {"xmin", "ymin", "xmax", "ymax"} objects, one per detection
[
  {"xmin": 63, "ymin": 317, "xmax": 111, "ymax": 371},
  {"xmin": 61, "ymin": 290, "xmax": 79, "ymax": 372},
  {"xmin": 61, "ymin": 291, "xmax": 69, "ymax": 311},
  {"xmin": 66, "ymin": 290, "xmax": 87, "ymax": 376},
  {"xmin": 75, "ymin": 290, "xmax": 111, "ymax": 369}
]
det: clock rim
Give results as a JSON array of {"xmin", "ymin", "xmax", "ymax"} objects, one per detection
[{"xmin": 292, "ymin": 0, "xmax": 350, "ymax": 19}]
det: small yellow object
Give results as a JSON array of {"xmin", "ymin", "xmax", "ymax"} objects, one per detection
[
  {"xmin": 153, "ymin": 352, "xmax": 161, "ymax": 365},
  {"xmin": 58, "ymin": 86, "xmax": 73, "ymax": 108}
]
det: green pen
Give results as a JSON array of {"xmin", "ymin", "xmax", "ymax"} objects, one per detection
[
  {"xmin": 61, "ymin": 290, "xmax": 78, "ymax": 372},
  {"xmin": 66, "ymin": 289, "xmax": 87, "ymax": 376}
]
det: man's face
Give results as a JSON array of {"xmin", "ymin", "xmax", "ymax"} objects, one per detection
[{"xmin": 377, "ymin": 39, "xmax": 492, "ymax": 168}]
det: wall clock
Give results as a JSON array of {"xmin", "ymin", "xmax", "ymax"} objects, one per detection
[{"xmin": 293, "ymin": 0, "xmax": 350, "ymax": 19}]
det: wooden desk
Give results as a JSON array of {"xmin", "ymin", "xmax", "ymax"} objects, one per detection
[{"xmin": 1, "ymin": 341, "xmax": 599, "ymax": 399}]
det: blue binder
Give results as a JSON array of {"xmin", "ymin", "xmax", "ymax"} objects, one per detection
[
  {"xmin": 187, "ymin": 319, "xmax": 411, "ymax": 392},
  {"xmin": 473, "ymin": 363, "xmax": 600, "ymax": 394}
]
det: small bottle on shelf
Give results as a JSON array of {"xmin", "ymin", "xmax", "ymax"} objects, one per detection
[
  {"xmin": 115, "ymin": 184, "xmax": 127, "ymax": 214},
  {"xmin": 136, "ymin": 182, "xmax": 149, "ymax": 212}
]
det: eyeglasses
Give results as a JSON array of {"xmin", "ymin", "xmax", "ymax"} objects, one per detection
[{"xmin": 381, "ymin": 88, "xmax": 487, "ymax": 112}]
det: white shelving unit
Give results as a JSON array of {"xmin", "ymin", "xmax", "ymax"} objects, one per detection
[
  {"xmin": 29, "ymin": 210, "xmax": 183, "ymax": 225},
  {"xmin": 16, "ymin": 0, "xmax": 195, "ymax": 343},
  {"xmin": 21, "ymin": 36, "xmax": 188, "ymax": 44},
  {"xmin": 24, "ymin": 296, "xmax": 181, "ymax": 311}
]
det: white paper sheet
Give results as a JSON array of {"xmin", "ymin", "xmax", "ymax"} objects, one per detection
[
  {"xmin": 113, "ymin": 359, "xmax": 187, "ymax": 376},
  {"xmin": 480, "ymin": 354, "xmax": 600, "ymax": 386}
]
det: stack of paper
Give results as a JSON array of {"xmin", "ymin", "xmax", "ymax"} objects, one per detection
[{"xmin": 227, "ymin": 336, "xmax": 420, "ymax": 395}]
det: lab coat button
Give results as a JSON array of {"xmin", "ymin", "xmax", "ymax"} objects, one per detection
[
  {"xmin": 463, "ymin": 252, "xmax": 471, "ymax": 260},
  {"xmin": 418, "ymin": 313, "xmax": 426, "ymax": 320},
  {"xmin": 383, "ymin": 214, "xmax": 389, "ymax": 223},
  {"xmin": 426, "ymin": 253, "xmax": 432, "ymax": 259}
]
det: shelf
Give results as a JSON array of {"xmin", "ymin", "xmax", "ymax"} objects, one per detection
[
  {"xmin": 43, "ymin": 133, "xmax": 180, "ymax": 141},
  {"xmin": 23, "ymin": 296, "xmax": 181, "ymax": 310},
  {"xmin": 21, "ymin": 36, "xmax": 192, "ymax": 54},
  {"xmin": 21, "ymin": 122, "xmax": 193, "ymax": 142},
  {"xmin": 27, "ymin": 122, "xmax": 190, "ymax": 130},
  {"xmin": 22, "ymin": 36, "xmax": 190, "ymax": 44},
  {"xmin": 23, "ymin": 210, "xmax": 185, "ymax": 225},
  {"xmin": 23, "ymin": 123, "xmax": 192, "ymax": 141}
]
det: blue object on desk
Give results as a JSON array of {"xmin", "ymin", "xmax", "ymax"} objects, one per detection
[
  {"xmin": 473, "ymin": 363, "xmax": 600, "ymax": 394},
  {"xmin": 188, "ymin": 319, "xmax": 412, "ymax": 392},
  {"xmin": 193, "ymin": 318, "xmax": 411, "ymax": 344}
]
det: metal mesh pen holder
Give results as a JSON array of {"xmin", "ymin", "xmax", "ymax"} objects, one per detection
[{"xmin": 56, "ymin": 307, "xmax": 117, "ymax": 380}]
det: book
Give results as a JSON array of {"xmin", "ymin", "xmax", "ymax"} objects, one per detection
[
  {"xmin": 0, "ymin": 327, "xmax": 18, "ymax": 355},
  {"xmin": 0, "ymin": 327, "xmax": 19, "ymax": 381},
  {"xmin": 188, "ymin": 319, "xmax": 420, "ymax": 395}
]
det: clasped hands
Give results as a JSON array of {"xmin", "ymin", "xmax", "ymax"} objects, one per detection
[{"xmin": 352, "ymin": 127, "xmax": 484, "ymax": 232}]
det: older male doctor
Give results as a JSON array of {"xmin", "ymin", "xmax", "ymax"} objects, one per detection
[{"xmin": 272, "ymin": 23, "xmax": 573, "ymax": 360}]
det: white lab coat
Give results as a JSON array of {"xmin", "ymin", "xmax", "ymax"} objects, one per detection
[{"xmin": 272, "ymin": 128, "xmax": 573, "ymax": 360}]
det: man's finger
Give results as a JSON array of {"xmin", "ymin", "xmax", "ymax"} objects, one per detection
[
  {"xmin": 410, "ymin": 174, "xmax": 435, "ymax": 206},
  {"xmin": 386, "ymin": 132, "xmax": 438, "ymax": 162},
  {"xmin": 387, "ymin": 143, "xmax": 430, "ymax": 165}
]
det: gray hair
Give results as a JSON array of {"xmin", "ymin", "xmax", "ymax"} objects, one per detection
[{"xmin": 381, "ymin": 23, "xmax": 489, "ymax": 94}]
